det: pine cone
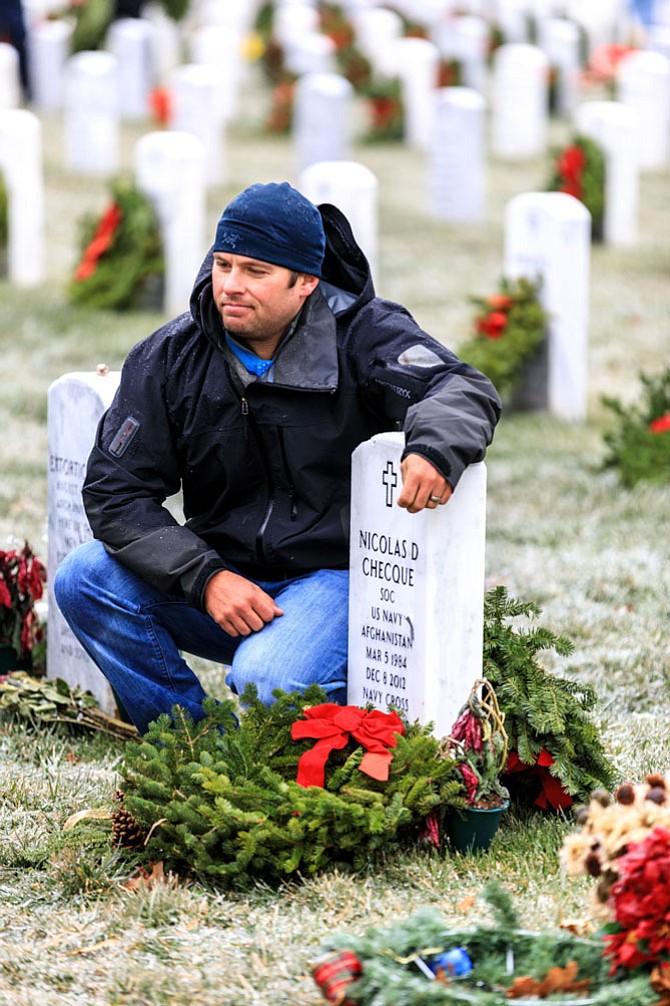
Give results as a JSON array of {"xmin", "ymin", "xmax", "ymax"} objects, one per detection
[{"xmin": 111, "ymin": 806, "xmax": 147, "ymax": 849}]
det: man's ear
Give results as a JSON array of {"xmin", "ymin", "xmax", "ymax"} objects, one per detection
[{"xmin": 300, "ymin": 274, "xmax": 320, "ymax": 298}]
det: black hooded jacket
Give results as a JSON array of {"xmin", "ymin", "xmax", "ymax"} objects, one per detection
[{"xmin": 82, "ymin": 204, "xmax": 502, "ymax": 608}]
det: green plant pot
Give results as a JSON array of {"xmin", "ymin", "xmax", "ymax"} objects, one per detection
[{"xmin": 446, "ymin": 801, "xmax": 508, "ymax": 854}]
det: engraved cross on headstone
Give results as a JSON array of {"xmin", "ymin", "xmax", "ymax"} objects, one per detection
[{"xmin": 381, "ymin": 459, "xmax": 398, "ymax": 507}]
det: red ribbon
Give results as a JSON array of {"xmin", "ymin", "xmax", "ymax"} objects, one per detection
[
  {"xmin": 504, "ymin": 748, "xmax": 573, "ymax": 811},
  {"xmin": 74, "ymin": 203, "xmax": 123, "ymax": 282},
  {"xmin": 291, "ymin": 703, "xmax": 405, "ymax": 788}
]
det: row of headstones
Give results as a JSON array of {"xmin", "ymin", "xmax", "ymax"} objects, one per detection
[{"xmin": 46, "ymin": 183, "xmax": 589, "ymax": 727}]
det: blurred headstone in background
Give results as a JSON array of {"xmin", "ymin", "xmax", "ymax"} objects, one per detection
[
  {"xmin": 28, "ymin": 18, "xmax": 73, "ymax": 112},
  {"xmin": 616, "ymin": 49, "xmax": 670, "ymax": 169},
  {"xmin": 0, "ymin": 107, "xmax": 44, "ymax": 286},
  {"xmin": 63, "ymin": 50, "xmax": 120, "ymax": 174},
  {"xmin": 430, "ymin": 86, "xmax": 486, "ymax": 223},
  {"xmin": 491, "ymin": 43, "xmax": 549, "ymax": 159},
  {"xmin": 294, "ymin": 72, "xmax": 353, "ymax": 174}
]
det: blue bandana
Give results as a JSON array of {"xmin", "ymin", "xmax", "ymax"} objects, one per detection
[{"xmin": 225, "ymin": 334, "xmax": 275, "ymax": 377}]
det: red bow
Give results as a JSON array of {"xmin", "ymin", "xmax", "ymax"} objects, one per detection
[
  {"xmin": 504, "ymin": 748, "xmax": 573, "ymax": 811},
  {"xmin": 291, "ymin": 704, "xmax": 405, "ymax": 788}
]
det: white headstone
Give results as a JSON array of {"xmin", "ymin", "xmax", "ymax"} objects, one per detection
[
  {"xmin": 273, "ymin": 4, "xmax": 320, "ymax": 49},
  {"xmin": 190, "ymin": 24, "xmax": 242, "ymax": 122},
  {"xmin": 495, "ymin": 0, "xmax": 531, "ymax": 42},
  {"xmin": 491, "ymin": 43, "xmax": 549, "ymax": 158},
  {"xmin": 538, "ymin": 17, "xmax": 581, "ymax": 115},
  {"xmin": 574, "ymin": 100, "xmax": 639, "ymax": 245},
  {"xmin": 47, "ymin": 369, "xmax": 121, "ymax": 715},
  {"xmin": 430, "ymin": 86, "xmax": 486, "ymax": 222},
  {"xmin": 504, "ymin": 191, "xmax": 591, "ymax": 421},
  {"xmin": 647, "ymin": 24, "xmax": 670, "ymax": 63},
  {"xmin": 27, "ymin": 18, "xmax": 73, "ymax": 111},
  {"xmin": 106, "ymin": 17, "xmax": 155, "ymax": 120},
  {"xmin": 616, "ymin": 49, "xmax": 670, "ymax": 169},
  {"xmin": 451, "ymin": 15, "xmax": 490, "ymax": 93},
  {"xmin": 294, "ymin": 72, "xmax": 353, "ymax": 173},
  {"xmin": 134, "ymin": 130, "xmax": 207, "ymax": 316},
  {"xmin": 285, "ymin": 31, "xmax": 337, "ymax": 76},
  {"xmin": 352, "ymin": 7, "xmax": 404, "ymax": 75},
  {"xmin": 383, "ymin": 36, "xmax": 441, "ymax": 148},
  {"xmin": 143, "ymin": 1, "xmax": 182, "ymax": 84},
  {"xmin": 0, "ymin": 109, "xmax": 44, "ymax": 286},
  {"xmin": 348, "ymin": 433, "xmax": 487, "ymax": 737},
  {"xmin": 63, "ymin": 51, "xmax": 120, "ymax": 174},
  {"xmin": 169, "ymin": 63, "xmax": 226, "ymax": 186},
  {"xmin": 0, "ymin": 42, "xmax": 21, "ymax": 108},
  {"xmin": 299, "ymin": 160, "xmax": 379, "ymax": 280}
]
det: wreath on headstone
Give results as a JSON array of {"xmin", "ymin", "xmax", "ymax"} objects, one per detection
[
  {"xmin": 547, "ymin": 134, "xmax": 606, "ymax": 241},
  {"xmin": 600, "ymin": 368, "xmax": 670, "ymax": 487},
  {"xmin": 457, "ymin": 276, "xmax": 548, "ymax": 403},
  {"xmin": 69, "ymin": 178, "xmax": 164, "ymax": 312}
]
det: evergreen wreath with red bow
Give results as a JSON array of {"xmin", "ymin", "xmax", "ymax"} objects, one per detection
[{"xmin": 601, "ymin": 368, "xmax": 670, "ymax": 488}]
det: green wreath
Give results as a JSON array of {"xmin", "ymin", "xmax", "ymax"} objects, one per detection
[
  {"xmin": 457, "ymin": 277, "xmax": 548, "ymax": 402},
  {"xmin": 68, "ymin": 178, "xmax": 164, "ymax": 312},
  {"xmin": 547, "ymin": 134, "xmax": 606, "ymax": 241},
  {"xmin": 601, "ymin": 368, "xmax": 670, "ymax": 487}
]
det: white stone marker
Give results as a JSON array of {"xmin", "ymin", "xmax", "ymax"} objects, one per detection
[
  {"xmin": 430, "ymin": 86, "xmax": 486, "ymax": 222},
  {"xmin": 616, "ymin": 49, "xmax": 670, "ymax": 169},
  {"xmin": 285, "ymin": 31, "xmax": 337, "ymax": 77},
  {"xmin": 348, "ymin": 433, "xmax": 487, "ymax": 737},
  {"xmin": 134, "ymin": 130, "xmax": 206, "ymax": 316},
  {"xmin": 190, "ymin": 24, "xmax": 242, "ymax": 123},
  {"xmin": 28, "ymin": 18, "xmax": 73, "ymax": 111},
  {"xmin": 647, "ymin": 25, "xmax": 670, "ymax": 64},
  {"xmin": 106, "ymin": 17, "xmax": 155, "ymax": 120},
  {"xmin": 299, "ymin": 160, "xmax": 379, "ymax": 281},
  {"xmin": 0, "ymin": 42, "xmax": 21, "ymax": 108},
  {"xmin": 574, "ymin": 100, "xmax": 638, "ymax": 246},
  {"xmin": 504, "ymin": 191, "xmax": 591, "ymax": 421},
  {"xmin": 47, "ymin": 369, "xmax": 121, "ymax": 716},
  {"xmin": 383, "ymin": 36, "xmax": 441, "ymax": 149},
  {"xmin": 494, "ymin": 0, "xmax": 531, "ymax": 42},
  {"xmin": 169, "ymin": 63, "xmax": 226, "ymax": 186},
  {"xmin": 63, "ymin": 51, "xmax": 119, "ymax": 174},
  {"xmin": 294, "ymin": 72, "xmax": 353, "ymax": 174},
  {"xmin": 143, "ymin": 0, "xmax": 182, "ymax": 84},
  {"xmin": 491, "ymin": 43, "xmax": 549, "ymax": 158},
  {"xmin": 538, "ymin": 17, "xmax": 581, "ymax": 116},
  {"xmin": 352, "ymin": 7, "xmax": 404, "ymax": 76},
  {"xmin": 0, "ymin": 109, "xmax": 44, "ymax": 286},
  {"xmin": 451, "ymin": 15, "xmax": 490, "ymax": 93}
]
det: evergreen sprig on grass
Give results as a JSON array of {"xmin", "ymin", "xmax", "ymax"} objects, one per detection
[
  {"xmin": 484, "ymin": 587, "xmax": 616, "ymax": 804},
  {"xmin": 118, "ymin": 685, "xmax": 466, "ymax": 887},
  {"xmin": 601, "ymin": 368, "xmax": 670, "ymax": 487}
]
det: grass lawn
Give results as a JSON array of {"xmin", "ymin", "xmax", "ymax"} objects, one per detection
[{"xmin": 0, "ymin": 60, "xmax": 668, "ymax": 1005}]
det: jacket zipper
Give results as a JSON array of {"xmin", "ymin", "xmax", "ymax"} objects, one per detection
[
  {"xmin": 278, "ymin": 428, "xmax": 298, "ymax": 521},
  {"xmin": 239, "ymin": 391, "xmax": 276, "ymax": 566}
]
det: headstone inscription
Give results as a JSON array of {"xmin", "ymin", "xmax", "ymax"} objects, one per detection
[
  {"xmin": 347, "ymin": 432, "xmax": 487, "ymax": 739},
  {"xmin": 0, "ymin": 108, "xmax": 44, "ymax": 286},
  {"xmin": 47, "ymin": 369, "xmax": 120, "ymax": 715},
  {"xmin": 504, "ymin": 191, "xmax": 591, "ymax": 421}
]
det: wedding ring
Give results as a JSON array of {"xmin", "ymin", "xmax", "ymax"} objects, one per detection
[{"xmin": 429, "ymin": 495, "xmax": 442, "ymax": 503}]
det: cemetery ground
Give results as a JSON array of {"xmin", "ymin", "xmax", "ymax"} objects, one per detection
[{"xmin": 0, "ymin": 87, "xmax": 669, "ymax": 1004}]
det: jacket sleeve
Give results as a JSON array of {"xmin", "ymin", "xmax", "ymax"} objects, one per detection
[
  {"xmin": 351, "ymin": 299, "xmax": 502, "ymax": 488},
  {"xmin": 82, "ymin": 334, "xmax": 226, "ymax": 607}
]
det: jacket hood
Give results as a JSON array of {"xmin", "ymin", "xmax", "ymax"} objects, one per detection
[{"xmin": 188, "ymin": 200, "xmax": 375, "ymax": 327}]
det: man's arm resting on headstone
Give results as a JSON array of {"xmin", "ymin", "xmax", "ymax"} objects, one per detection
[{"xmin": 397, "ymin": 453, "xmax": 453, "ymax": 514}]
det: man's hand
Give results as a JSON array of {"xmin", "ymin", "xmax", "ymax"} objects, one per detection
[
  {"xmin": 397, "ymin": 453, "xmax": 453, "ymax": 514},
  {"xmin": 204, "ymin": 570, "xmax": 283, "ymax": 637}
]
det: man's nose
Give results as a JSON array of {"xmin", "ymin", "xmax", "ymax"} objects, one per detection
[{"xmin": 223, "ymin": 268, "xmax": 244, "ymax": 292}]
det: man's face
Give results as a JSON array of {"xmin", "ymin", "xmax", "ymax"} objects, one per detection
[{"xmin": 211, "ymin": 253, "xmax": 319, "ymax": 359}]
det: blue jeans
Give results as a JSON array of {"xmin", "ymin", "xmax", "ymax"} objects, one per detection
[{"xmin": 53, "ymin": 540, "xmax": 349, "ymax": 734}]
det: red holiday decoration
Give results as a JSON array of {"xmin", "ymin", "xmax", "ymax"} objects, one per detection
[
  {"xmin": 504, "ymin": 748, "xmax": 573, "ymax": 811},
  {"xmin": 312, "ymin": 950, "xmax": 363, "ymax": 1004},
  {"xmin": 74, "ymin": 203, "xmax": 123, "ymax": 282},
  {"xmin": 291, "ymin": 703, "xmax": 405, "ymax": 788},
  {"xmin": 650, "ymin": 412, "xmax": 670, "ymax": 434}
]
